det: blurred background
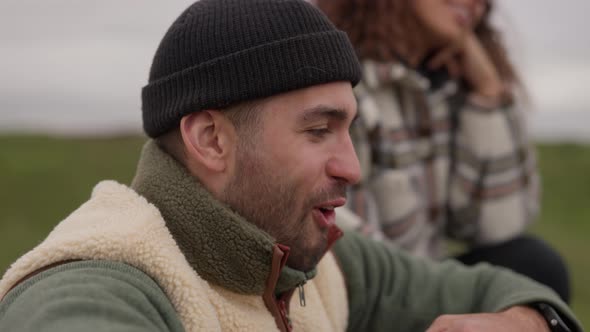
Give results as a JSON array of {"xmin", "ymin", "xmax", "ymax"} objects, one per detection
[{"xmin": 1, "ymin": 0, "xmax": 588, "ymax": 325}]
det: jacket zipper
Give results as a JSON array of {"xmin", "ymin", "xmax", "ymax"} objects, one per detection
[
  {"xmin": 298, "ymin": 282, "xmax": 306, "ymax": 307},
  {"xmin": 263, "ymin": 225, "xmax": 343, "ymax": 331}
]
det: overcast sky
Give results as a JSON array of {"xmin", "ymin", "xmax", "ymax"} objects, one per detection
[{"xmin": 0, "ymin": 0, "xmax": 589, "ymax": 140}]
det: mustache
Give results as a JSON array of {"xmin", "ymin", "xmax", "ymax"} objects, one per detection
[{"xmin": 308, "ymin": 182, "xmax": 347, "ymax": 207}]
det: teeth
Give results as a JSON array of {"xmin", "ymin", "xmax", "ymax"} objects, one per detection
[{"xmin": 322, "ymin": 206, "xmax": 334, "ymax": 211}]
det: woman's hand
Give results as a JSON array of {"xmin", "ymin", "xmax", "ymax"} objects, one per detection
[{"xmin": 428, "ymin": 32, "xmax": 505, "ymax": 99}]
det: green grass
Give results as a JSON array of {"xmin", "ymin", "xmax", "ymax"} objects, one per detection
[
  {"xmin": 532, "ymin": 144, "xmax": 590, "ymax": 327},
  {"xmin": 0, "ymin": 135, "xmax": 146, "ymax": 269},
  {"xmin": 0, "ymin": 135, "xmax": 588, "ymax": 326}
]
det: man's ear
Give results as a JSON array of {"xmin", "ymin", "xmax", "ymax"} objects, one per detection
[{"xmin": 179, "ymin": 110, "xmax": 235, "ymax": 173}]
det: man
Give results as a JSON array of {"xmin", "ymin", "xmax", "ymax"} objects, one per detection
[{"xmin": 0, "ymin": 0, "xmax": 582, "ymax": 331}]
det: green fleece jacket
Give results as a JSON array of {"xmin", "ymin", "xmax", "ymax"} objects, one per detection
[{"xmin": 0, "ymin": 141, "xmax": 582, "ymax": 331}]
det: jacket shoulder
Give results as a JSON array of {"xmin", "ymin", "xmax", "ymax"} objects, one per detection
[{"xmin": 0, "ymin": 260, "xmax": 185, "ymax": 332}]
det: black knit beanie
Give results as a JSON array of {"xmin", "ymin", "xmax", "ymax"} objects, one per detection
[{"xmin": 141, "ymin": 0, "xmax": 362, "ymax": 137}]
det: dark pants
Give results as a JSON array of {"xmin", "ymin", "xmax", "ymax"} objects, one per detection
[{"xmin": 455, "ymin": 235, "xmax": 571, "ymax": 303}]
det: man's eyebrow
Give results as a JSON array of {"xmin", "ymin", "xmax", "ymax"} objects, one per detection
[{"xmin": 299, "ymin": 105, "xmax": 354, "ymax": 123}]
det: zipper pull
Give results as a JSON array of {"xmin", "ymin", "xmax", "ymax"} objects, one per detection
[{"xmin": 298, "ymin": 283, "xmax": 306, "ymax": 307}]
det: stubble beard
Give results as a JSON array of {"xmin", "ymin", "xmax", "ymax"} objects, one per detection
[{"xmin": 221, "ymin": 148, "xmax": 338, "ymax": 271}]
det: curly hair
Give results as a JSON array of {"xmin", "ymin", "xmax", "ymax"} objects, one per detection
[{"xmin": 315, "ymin": 0, "xmax": 519, "ymax": 85}]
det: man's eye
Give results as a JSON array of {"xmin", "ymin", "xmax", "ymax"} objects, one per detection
[{"xmin": 307, "ymin": 128, "xmax": 330, "ymax": 138}]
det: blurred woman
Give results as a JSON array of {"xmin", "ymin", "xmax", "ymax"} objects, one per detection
[{"xmin": 315, "ymin": 0, "xmax": 570, "ymax": 302}]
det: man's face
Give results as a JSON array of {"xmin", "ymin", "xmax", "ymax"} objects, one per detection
[{"xmin": 221, "ymin": 81, "xmax": 360, "ymax": 271}]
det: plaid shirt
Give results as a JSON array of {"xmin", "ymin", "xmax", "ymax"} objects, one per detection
[{"xmin": 337, "ymin": 61, "xmax": 539, "ymax": 258}]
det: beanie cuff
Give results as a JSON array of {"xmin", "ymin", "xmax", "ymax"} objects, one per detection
[{"xmin": 141, "ymin": 30, "xmax": 360, "ymax": 137}]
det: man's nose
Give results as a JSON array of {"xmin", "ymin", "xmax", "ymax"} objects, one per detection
[{"xmin": 326, "ymin": 135, "xmax": 361, "ymax": 185}]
